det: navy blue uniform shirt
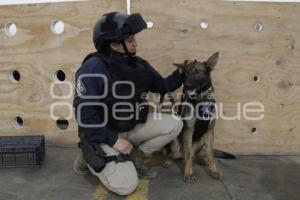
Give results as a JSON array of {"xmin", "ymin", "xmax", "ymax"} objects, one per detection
[{"xmin": 73, "ymin": 53, "xmax": 183, "ymax": 147}]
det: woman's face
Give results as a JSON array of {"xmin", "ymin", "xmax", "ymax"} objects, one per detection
[{"xmin": 111, "ymin": 35, "xmax": 137, "ymax": 55}]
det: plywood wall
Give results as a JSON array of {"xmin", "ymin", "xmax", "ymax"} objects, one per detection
[
  {"xmin": 0, "ymin": 0, "xmax": 299, "ymax": 154},
  {"xmin": 0, "ymin": 0, "xmax": 126, "ymax": 145}
]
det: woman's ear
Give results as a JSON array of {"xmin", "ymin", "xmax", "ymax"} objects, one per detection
[
  {"xmin": 110, "ymin": 42, "xmax": 118, "ymax": 51},
  {"xmin": 110, "ymin": 42, "xmax": 124, "ymax": 53}
]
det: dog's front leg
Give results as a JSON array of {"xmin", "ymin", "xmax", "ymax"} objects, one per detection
[
  {"xmin": 206, "ymin": 122, "xmax": 223, "ymax": 180},
  {"xmin": 182, "ymin": 127, "xmax": 196, "ymax": 182}
]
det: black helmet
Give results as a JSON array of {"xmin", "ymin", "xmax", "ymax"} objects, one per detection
[{"xmin": 93, "ymin": 12, "xmax": 147, "ymax": 52}]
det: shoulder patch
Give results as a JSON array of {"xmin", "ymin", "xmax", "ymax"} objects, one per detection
[{"xmin": 76, "ymin": 80, "xmax": 87, "ymax": 96}]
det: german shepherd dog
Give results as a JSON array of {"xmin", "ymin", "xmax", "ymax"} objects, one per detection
[{"xmin": 163, "ymin": 52, "xmax": 230, "ymax": 182}]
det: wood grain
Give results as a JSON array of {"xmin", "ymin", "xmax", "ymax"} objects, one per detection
[
  {"xmin": 0, "ymin": 0, "xmax": 299, "ymax": 154},
  {"xmin": 0, "ymin": 0, "xmax": 125, "ymax": 145},
  {"xmin": 132, "ymin": 0, "xmax": 300, "ymax": 155}
]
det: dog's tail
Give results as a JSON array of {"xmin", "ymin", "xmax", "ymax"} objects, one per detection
[{"xmin": 214, "ymin": 149, "xmax": 236, "ymax": 159}]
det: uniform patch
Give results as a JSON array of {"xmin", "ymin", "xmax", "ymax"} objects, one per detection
[{"xmin": 76, "ymin": 80, "xmax": 87, "ymax": 96}]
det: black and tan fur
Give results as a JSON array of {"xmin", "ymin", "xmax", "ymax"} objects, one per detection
[{"xmin": 163, "ymin": 52, "xmax": 224, "ymax": 182}]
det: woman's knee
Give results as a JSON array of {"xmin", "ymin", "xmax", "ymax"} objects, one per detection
[
  {"xmin": 99, "ymin": 161, "xmax": 139, "ymax": 195},
  {"xmin": 112, "ymin": 179, "xmax": 139, "ymax": 195},
  {"xmin": 163, "ymin": 115, "xmax": 183, "ymax": 137}
]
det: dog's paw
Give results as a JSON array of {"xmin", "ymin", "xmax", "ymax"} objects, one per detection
[
  {"xmin": 183, "ymin": 174, "xmax": 197, "ymax": 183},
  {"xmin": 209, "ymin": 170, "xmax": 223, "ymax": 180},
  {"xmin": 161, "ymin": 159, "xmax": 172, "ymax": 168}
]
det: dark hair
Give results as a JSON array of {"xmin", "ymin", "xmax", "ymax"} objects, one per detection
[{"xmin": 97, "ymin": 41, "xmax": 112, "ymax": 55}]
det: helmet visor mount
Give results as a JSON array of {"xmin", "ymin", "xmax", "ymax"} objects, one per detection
[{"xmin": 116, "ymin": 13, "xmax": 147, "ymax": 42}]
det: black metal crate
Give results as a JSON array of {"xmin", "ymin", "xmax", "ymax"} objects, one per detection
[{"xmin": 0, "ymin": 135, "xmax": 45, "ymax": 168}]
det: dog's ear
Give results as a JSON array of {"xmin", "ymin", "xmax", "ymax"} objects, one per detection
[{"xmin": 206, "ymin": 52, "xmax": 219, "ymax": 71}]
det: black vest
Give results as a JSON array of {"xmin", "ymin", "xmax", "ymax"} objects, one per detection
[{"xmin": 82, "ymin": 52, "xmax": 154, "ymax": 132}]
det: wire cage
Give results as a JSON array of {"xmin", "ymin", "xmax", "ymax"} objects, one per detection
[{"xmin": 0, "ymin": 135, "xmax": 45, "ymax": 168}]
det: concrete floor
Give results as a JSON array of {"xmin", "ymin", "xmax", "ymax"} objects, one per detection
[{"xmin": 0, "ymin": 146, "xmax": 299, "ymax": 200}]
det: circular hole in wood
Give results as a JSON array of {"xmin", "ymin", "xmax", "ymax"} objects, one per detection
[
  {"xmin": 251, "ymin": 127, "xmax": 257, "ymax": 134},
  {"xmin": 12, "ymin": 116, "xmax": 23, "ymax": 129},
  {"xmin": 51, "ymin": 20, "xmax": 64, "ymax": 35},
  {"xmin": 4, "ymin": 22, "xmax": 17, "ymax": 37},
  {"xmin": 200, "ymin": 20, "xmax": 209, "ymax": 29},
  {"xmin": 279, "ymin": 104, "xmax": 284, "ymax": 108},
  {"xmin": 254, "ymin": 22, "xmax": 263, "ymax": 32},
  {"xmin": 147, "ymin": 21, "xmax": 154, "ymax": 29},
  {"xmin": 53, "ymin": 70, "xmax": 66, "ymax": 82},
  {"xmin": 56, "ymin": 117, "xmax": 69, "ymax": 130},
  {"xmin": 253, "ymin": 75, "xmax": 260, "ymax": 83},
  {"xmin": 9, "ymin": 69, "xmax": 21, "ymax": 83}
]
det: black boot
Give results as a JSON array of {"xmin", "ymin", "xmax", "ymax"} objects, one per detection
[{"xmin": 73, "ymin": 152, "xmax": 89, "ymax": 175}]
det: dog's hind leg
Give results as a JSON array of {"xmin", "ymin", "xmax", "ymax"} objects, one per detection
[
  {"xmin": 205, "ymin": 122, "xmax": 223, "ymax": 180},
  {"xmin": 162, "ymin": 141, "xmax": 174, "ymax": 168},
  {"xmin": 162, "ymin": 138, "xmax": 183, "ymax": 168},
  {"xmin": 162, "ymin": 155, "xmax": 173, "ymax": 168},
  {"xmin": 195, "ymin": 145, "xmax": 207, "ymax": 166}
]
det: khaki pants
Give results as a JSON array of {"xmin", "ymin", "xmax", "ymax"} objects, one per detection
[{"xmin": 86, "ymin": 112, "xmax": 183, "ymax": 195}]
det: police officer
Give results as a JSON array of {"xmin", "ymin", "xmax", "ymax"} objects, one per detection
[{"xmin": 73, "ymin": 12, "xmax": 183, "ymax": 195}]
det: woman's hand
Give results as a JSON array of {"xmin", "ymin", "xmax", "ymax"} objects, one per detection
[{"xmin": 113, "ymin": 137, "xmax": 133, "ymax": 154}]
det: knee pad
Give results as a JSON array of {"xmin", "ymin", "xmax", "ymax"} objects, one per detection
[{"xmin": 114, "ymin": 180, "xmax": 139, "ymax": 195}]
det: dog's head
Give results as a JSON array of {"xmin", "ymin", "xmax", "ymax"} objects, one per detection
[{"xmin": 173, "ymin": 52, "xmax": 219, "ymax": 97}]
